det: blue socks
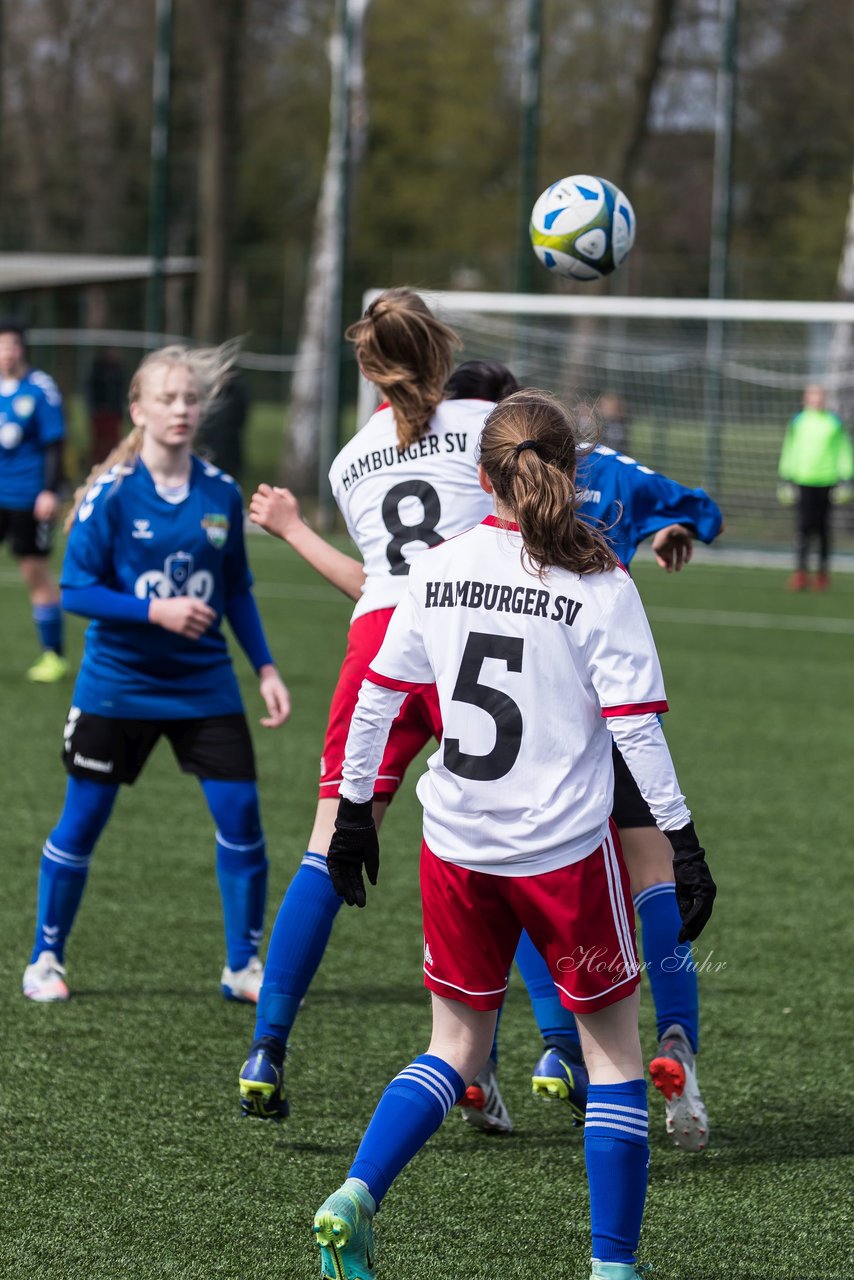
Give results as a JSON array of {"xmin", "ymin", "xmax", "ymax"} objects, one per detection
[
  {"xmin": 634, "ymin": 882, "xmax": 699, "ymax": 1052},
  {"xmin": 253, "ymin": 853, "xmax": 342, "ymax": 1047},
  {"xmin": 33, "ymin": 602, "xmax": 63, "ymax": 655},
  {"xmin": 515, "ymin": 929, "xmax": 581, "ymax": 1054},
  {"xmin": 31, "ymin": 777, "xmax": 118, "ymax": 963},
  {"xmin": 349, "ymin": 1055, "xmax": 465, "ymax": 1206},
  {"xmin": 201, "ymin": 779, "xmax": 267, "ymax": 972},
  {"xmin": 585, "ymin": 1079, "xmax": 649, "ymax": 1264}
]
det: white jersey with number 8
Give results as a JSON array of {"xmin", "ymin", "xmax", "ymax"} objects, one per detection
[
  {"xmin": 343, "ymin": 516, "xmax": 690, "ymax": 876},
  {"xmin": 330, "ymin": 399, "xmax": 493, "ymax": 620}
]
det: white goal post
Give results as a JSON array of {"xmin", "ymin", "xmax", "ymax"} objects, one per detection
[{"xmin": 358, "ymin": 291, "xmax": 854, "ymax": 551}]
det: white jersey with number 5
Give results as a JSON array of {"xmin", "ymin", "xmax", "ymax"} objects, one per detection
[
  {"xmin": 330, "ymin": 399, "xmax": 493, "ymax": 620},
  {"xmin": 344, "ymin": 516, "xmax": 690, "ymax": 876}
]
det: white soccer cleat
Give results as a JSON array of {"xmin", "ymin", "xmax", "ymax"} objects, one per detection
[
  {"xmin": 458, "ymin": 1060, "xmax": 513, "ymax": 1134},
  {"xmin": 23, "ymin": 951, "xmax": 70, "ymax": 1002},
  {"xmin": 649, "ymin": 1023, "xmax": 709, "ymax": 1152},
  {"xmin": 221, "ymin": 955, "xmax": 264, "ymax": 1004}
]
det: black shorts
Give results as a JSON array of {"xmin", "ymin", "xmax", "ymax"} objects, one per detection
[
  {"xmin": 611, "ymin": 741, "xmax": 655, "ymax": 829},
  {"xmin": 0, "ymin": 506, "xmax": 54, "ymax": 557},
  {"xmin": 62, "ymin": 709, "xmax": 256, "ymax": 785}
]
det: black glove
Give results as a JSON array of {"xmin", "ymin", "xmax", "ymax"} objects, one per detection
[
  {"xmin": 327, "ymin": 797, "xmax": 379, "ymax": 908},
  {"xmin": 665, "ymin": 821, "xmax": 716, "ymax": 943}
]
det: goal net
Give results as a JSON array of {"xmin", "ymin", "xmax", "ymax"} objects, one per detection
[{"xmin": 360, "ymin": 292, "xmax": 854, "ymax": 553}]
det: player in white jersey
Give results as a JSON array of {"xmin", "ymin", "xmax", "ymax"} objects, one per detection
[
  {"xmin": 311, "ymin": 389, "xmax": 716, "ymax": 1280},
  {"xmin": 238, "ymin": 291, "xmax": 495, "ymax": 1120}
]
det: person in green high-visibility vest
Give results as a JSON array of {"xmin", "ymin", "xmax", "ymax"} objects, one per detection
[{"xmin": 778, "ymin": 384, "xmax": 853, "ymax": 591}]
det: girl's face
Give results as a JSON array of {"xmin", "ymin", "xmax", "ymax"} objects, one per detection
[
  {"xmin": 131, "ymin": 362, "xmax": 202, "ymax": 447},
  {"xmin": 0, "ymin": 333, "xmax": 26, "ymax": 379}
]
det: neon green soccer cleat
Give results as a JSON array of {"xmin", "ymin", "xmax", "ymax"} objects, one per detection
[
  {"xmin": 27, "ymin": 651, "xmax": 69, "ymax": 683},
  {"xmin": 313, "ymin": 1180, "xmax": 376, "ymax": 1280},
  {"xmin": 590, "ymin": 1262, "xmax": 652, "ymax": 1279},
  {"xmin": 238, "ymin": 1045, "xmax": 289, "ymax": 1121},
  {"xmin": 531, "ymin": 1043, "xmax": 589, "ymax": 1126}
]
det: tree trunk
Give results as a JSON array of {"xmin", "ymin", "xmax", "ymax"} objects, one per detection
[
  {"xmin": 194, "ymin": 0, "xmax": 245, "ymax": 343},
  {"xmin": 566, "ymin": 0, "xmax": 677, "ymax": 393},
  {"xmin": 613, "ymin": 0, "xmax": 677, "ymax": 190},
  {"xmin": 826, "ymin": 163, "xmax": 854, "ymax": 424},
  {"xmin": 285, "ymin": 0, "xmax": 371, "ymax": 498}
]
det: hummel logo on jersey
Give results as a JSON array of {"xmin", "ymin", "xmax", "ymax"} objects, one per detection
[
  {"xmin": 424, "ymin": 941, "xmax": 433, "ymax": 967},
  {"xmin": 132, "ymin": 519, "xmax": 154, "ymax": 539}
]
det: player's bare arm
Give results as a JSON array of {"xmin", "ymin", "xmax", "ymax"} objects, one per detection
[
  {"xmin": 250, "ymin": 483, "xmax": 365, "ymax": 601},
  {"xmin": 651, "ymin": 523, "xmax": 695, "ymax": 572},
  {"xmin": 33, "ymin": 490, "xmax": 59, "ymax": 522},
  {"xmin": 258, "ymin": 663, "xmax": 291, "ymax": 728}
]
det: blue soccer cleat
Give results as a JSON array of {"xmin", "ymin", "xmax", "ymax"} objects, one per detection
[
  {"xmin": 590, "ymin": 1261, "xmax": 652, "ymax": 1279},
  {"xmin": 313, "ymin": 1180, "xmax": 376, "ymax": 1280},
  {"xmin": 531, "ymin": 1043, "xmax": 589, "ymax": 1125},
  {"xmin": 238, "ymin": 1043, "xmax": 289, "ymax": 1121}
]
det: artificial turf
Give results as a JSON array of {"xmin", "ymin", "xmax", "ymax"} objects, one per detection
[{"xmin": 0, "ymin": 536, "xmax": 852, "ymax": 1279}]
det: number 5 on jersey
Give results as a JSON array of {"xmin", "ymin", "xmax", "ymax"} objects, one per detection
[{"xmin": 443, "ymin": 632, "xmax": 524, "ymax": 781}]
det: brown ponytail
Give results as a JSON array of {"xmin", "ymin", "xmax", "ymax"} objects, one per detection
[
  {"xmin": 346, "ymin": 288, "xmax": 461, "ymax": 448},
  {"xmin": 478, "ymin": 389, "xmax": 619, "ymax": 578}
]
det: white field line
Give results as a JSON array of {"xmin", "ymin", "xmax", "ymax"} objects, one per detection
[
  {"xmin": 647, "ymin": 605, "xmax": 854, "ymax": 635},
  {"xmin": 1, "ymin": 569, "xmax": 850, "ymax": 632}
]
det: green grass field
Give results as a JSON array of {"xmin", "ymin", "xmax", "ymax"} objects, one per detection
[{"xmin": 1, "ymin": 538, "xmax": 852, "ymax": 1280}]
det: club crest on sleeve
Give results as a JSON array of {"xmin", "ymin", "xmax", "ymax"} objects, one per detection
[{"xmin": 202, "ymin": 513, "xmax": 229, "ymax": 548}]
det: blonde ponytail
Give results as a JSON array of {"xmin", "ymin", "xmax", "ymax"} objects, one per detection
[{"xmin": 65, "ymin": 426, "xmax": 144, "ymax": 532}]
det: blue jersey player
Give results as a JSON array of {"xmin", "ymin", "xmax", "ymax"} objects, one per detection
[
  {"xmin": 512, "ymin": 440, "xmax": 723, "ymax": 1152},
  {"xmin": 22, "ymin": 344, "xmax": 291, "ymax": 1004},
  {"xmin": 0, "ymin": 320, "xmax": 68, "ymax": 682}
]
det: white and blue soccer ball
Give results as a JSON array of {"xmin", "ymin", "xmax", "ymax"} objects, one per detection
[{"xmin": 530, "ymin": 175, "xmax": 636, "ymax": 280}]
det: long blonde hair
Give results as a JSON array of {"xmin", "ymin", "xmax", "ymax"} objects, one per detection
[
  {"xmin": 345, "ymin": 289, "xmax": 461, "ymax": 449},
  {"xmin": 478, "ymin": 389, "xmax": 619, "ymax": 578},
  {"xmin": 65, "ymin": 341, "xmax": 240, "ymax": 531}
]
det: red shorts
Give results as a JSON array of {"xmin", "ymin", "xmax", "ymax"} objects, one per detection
[
  {"xmin": 420, "ymin": 824, "xmax": 639, "ymax": 1014},
  {"xmin": 319, "ymin": 608, "xmax": 442, "ymax": 800}
]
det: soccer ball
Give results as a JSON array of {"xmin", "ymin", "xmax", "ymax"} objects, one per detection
[{"xmin": 530, "ymin": 175, "xmax": 636, "ymax": 280}]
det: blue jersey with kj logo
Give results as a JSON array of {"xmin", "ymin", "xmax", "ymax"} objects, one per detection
[
  {"xmin": 0, "ymin": 369, "xmax": 65, "ymax": 508},
  {"xmin": 577, "ymin": 445, "xmax": 722, "ymax": 566},
  {"xmin": 62, "ymin": 455, "xmax": 251, "ymax": 719}
]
